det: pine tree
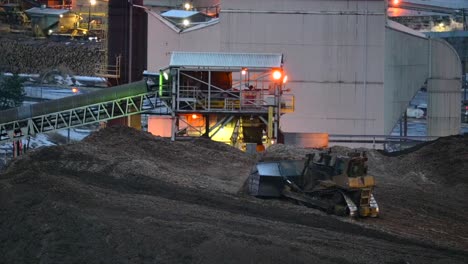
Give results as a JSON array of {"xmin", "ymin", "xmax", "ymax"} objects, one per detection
[{"xmin": 0, "ymin": 74, "xmax": 25, "ymax": 110}]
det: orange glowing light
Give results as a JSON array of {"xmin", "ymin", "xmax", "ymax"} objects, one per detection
[
  {"xmin": 72, "ymin": 87, "xmax": 78, "ymax": 93},
  {"xmin": 192, "ymin": 114, "xmax": 198, "ymax": 119},
  {"xmin": 392, "ymin": 0, "xmax": 399, "ymax": 5},
  {"xmin": 241, "ymin": 68, "xmax": 247, "ymax": 75},
  {"xmin": 272, "ymin": 70, "xmax": 282, "ymax": 80}
]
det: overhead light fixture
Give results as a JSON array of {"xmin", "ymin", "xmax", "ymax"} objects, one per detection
[
  {"xmin": 163, "ymin": 71, "xmax": 169, "ymax": 80},
  {"xmin": 241, "ymin": 68, "xmax": 247, "ymax": 75},
  {"xmin": 182, "ymin": 19, "xmax": 190, "ymax": 27},
  {"xmin": 272, "ymin": 70, "xmax": 282, "ymax": 80},
  {"xmin": 184, "ymin": 2, "xmax": 192, "ymax": 10}
]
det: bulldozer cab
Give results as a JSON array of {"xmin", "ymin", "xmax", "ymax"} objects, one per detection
[
  {"xmin": 347, "ymin": 159, "xmax": 367, "ymax": 177},
  {"xmin": 334, "ymin": 158, "xmax": 346, "ymax": 175},
  {"xmin": 336, "ymin": 153, "xmax": 374, "ymax": 189},
  {"xmin": 299, "ymin": 151, "xmax": 373, "ymax": 190}
]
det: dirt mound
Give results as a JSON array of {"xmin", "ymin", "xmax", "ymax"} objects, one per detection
[
  {"xmin": 261, "ymin": 144, "xmax": 369, "ymax": 161},
  {"xmin": 370, "ymin": 135, "xmax": 468, "ymax": 186},
  {"xmin": 260, "ymin": 144, "xmax": 317, "ymax": 161},
  {"xmin": 401, "ymin": 135, "xmax": 468, "ymax": 185},
  {"xmin": 1, "ymin": 127, "xmax": 468, "ymax": 263},
  {"xmin": 4, "ymin": 126, "xmax": 254, "ymax": 194}
]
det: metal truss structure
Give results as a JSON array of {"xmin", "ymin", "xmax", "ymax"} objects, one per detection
[{"xmin": 0, "ymin": 91, "xmax": 161, "ymax": 144}]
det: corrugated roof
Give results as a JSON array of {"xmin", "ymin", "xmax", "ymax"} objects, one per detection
[
  {"xmin": 25, "ymin": 7, "xmax": 69, "ymax": 16},
  {"xmin": 161, "ymin": 10, "xmax": 199, "ymax": 19},
  {"xmin": 169, "ymin": 52, "xmax": 283, "ymax": 68}
]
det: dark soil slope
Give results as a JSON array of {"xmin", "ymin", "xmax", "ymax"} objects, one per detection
[{"xmin": 1, "ymin": 127, "xmax": 467, "ymax": 264}]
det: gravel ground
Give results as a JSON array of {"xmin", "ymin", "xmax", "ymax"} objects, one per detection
[{"xmin": 0, "ymin": 126, "xmax": 467, "ymax": 263}]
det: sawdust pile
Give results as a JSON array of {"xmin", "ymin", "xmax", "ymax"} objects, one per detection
[
  {"xmin": 365, "ymin": 135, "xmax": 468, "ymax": 251},
  {"xmin": 0, "ymin": 33, "xmax": 104, "ymax": 76},
  {"xmin": 6, "ymin": 126, "xmax": 254, "ymax": 194},
  {"xmin": 263, "ymin": 136, "xmax": 468, "ymax": 250},
  {"xmin": 0, "ymin": 126, "xmax": 467, "ymax": 263},
  {"xmin": 373, "ymin": 135, "xmax": 468, "ymax": 186},
  {"xmin": 260, "ymin": 144, "xmax": 317, "ymax": 161}
]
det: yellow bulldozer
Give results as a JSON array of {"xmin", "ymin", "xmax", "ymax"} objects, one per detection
[{"xmin": 248, "ymin": 151, "xmax": 379, "ymax": 217}]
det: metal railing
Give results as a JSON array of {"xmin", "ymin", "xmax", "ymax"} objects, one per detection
[
  {"xmin": 328, "ymin": 134, "xmax": 439, "ymax": 152},
  {"xmin": 96, "ymin": 55, "xmax": 120, "ymax": 79}
]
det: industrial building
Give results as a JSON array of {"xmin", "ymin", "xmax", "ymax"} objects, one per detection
[
  {"xmin": 0, "ymin": 0, "xmax": 465, "ymax": 149},
  {"xmin": 141, "ymin": 0, "xmax": 462, "ymax": 146}
]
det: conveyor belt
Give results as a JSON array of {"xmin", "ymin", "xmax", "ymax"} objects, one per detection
[{"xmin": 0, "ymin": 81, "xmax": 159, "ymax": 143}]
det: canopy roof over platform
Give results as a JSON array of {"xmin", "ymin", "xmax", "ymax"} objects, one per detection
[
  {"xmin": 25, "ymin": 7, "xmax": 69, "ymax": 16},
  {"xmin": 169, "ymin": 52, "xmax": 283, "ymax": 70}
]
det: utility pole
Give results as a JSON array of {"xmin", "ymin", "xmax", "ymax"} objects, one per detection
[
  {"xmin": 128, "ymin": 0, "xmax": 133, "ymax": 83},
  {"xmin": 463, "ymin": 62, "xmax": 467, "ymax": 102},
  {"xmin": 88, "ymin": 4, "xmax": 91, "ymax": 31},
  {"xmin": 88, "ymin": 0, "xmax": 96, "ymax": 31},
  {"xmin": 463, "ymin": 9, "xmax": 467, "ymax": 31}
]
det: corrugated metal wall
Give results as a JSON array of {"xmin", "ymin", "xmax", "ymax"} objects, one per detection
[
  {"xmin": 427, "ymin": 39, "xmax": 462, "ymax": 136},
  {"xmin": 221, "ymin": 0, "xmax": 387, "ymax": 135},
  {"xmin": 384, "ymin": 28, "xmax": 429, "ymax": 134},
  {"xmin": 145, "ymin": 0, "xmax": 461, "ymax": 138},
  {"xmin": 384, "ymin": 27, "xmax": 461, "ymax": 137}
]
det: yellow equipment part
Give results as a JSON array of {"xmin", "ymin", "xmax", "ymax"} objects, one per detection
[
  {"xmin": 129, "ymin": 115, "xmax": 142, "ymax": 130},
  {"xmin": 359, "ymin": 206, "xmax": 371, "ymax": 217},
  {"xmin": 348, "ymin": 176, "xmax": 375, "ymax": 188},
  {"xmin": 370, "ymin": 207, "xmax": 379, "ymax": 218}
]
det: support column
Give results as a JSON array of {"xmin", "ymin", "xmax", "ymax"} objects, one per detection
[
  {"xmin": 204, "ymin": 114, "xmax": 210, "ymax": 138},
  {"xmin": 267, "ymin": 106, "xmax": 273, "ymax": 146},
  {"xmin": 403, "ymin": 111, "xmax": 407, "ymax": 137},
  {"xmin": 274, "ymin": 83, "xmax": 281, "ymax": 143},
  {"xmin": 463, "ymin": 60, "xmax": 467, "ymax": 103},
  {"xmin": 171, "ymin": 69, "xmax": 177, "ymax": 141}
]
